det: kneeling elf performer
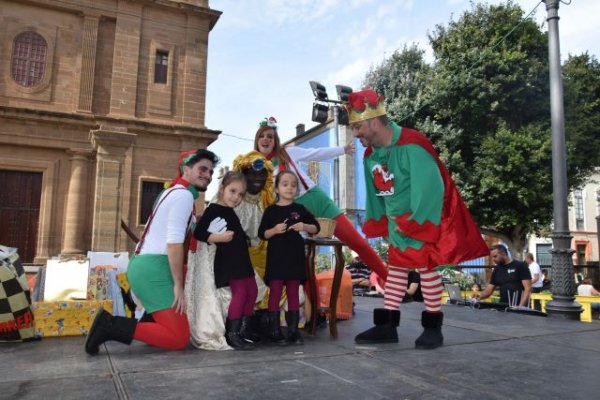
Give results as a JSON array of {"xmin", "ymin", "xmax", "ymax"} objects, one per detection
[{"xmin": 85, "ymin": 149, "xmax": 219, "ymax": 354}]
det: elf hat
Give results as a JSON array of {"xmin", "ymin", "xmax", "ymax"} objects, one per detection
[{"xmin": 165, "ymin": 149, "xmax": 201, "ymax": 188}]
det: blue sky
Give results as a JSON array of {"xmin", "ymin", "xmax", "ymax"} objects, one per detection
[{"xmin": 204, "ymin": 0, "xmax": 600, "ymax": 198}]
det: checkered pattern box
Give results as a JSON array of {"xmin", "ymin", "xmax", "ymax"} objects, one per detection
[
  {"xmin": 1, "ymin": 249, "xmax": 36, "ymax": 342},
  {"xmin": 32, "ymin": 300, "xmax": 112, "ymax": 337}
]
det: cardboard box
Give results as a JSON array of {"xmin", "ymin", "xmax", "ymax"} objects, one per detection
[{"xmin": 32, "ymin": 300, "xmax": 113, "ymax": 337}]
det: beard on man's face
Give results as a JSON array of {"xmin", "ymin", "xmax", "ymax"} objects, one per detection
[{"xmin": 193, "ymin": 178, "xmax": 211, "ymax": 192}]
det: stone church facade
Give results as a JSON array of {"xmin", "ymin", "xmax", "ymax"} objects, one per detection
[{"xmin": 0, "ymin": 0, "xmax": 221, "ymax": 263}]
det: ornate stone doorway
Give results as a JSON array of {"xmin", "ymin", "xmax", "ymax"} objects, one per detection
[{"xmin": 0, "ymin": 170, "xmax": 42, "ymax": 263}]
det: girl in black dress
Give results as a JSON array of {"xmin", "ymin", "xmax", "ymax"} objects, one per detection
[
  {"xmin": 258, "ymin": 170, "xmax": 319, "ymax": 344},
  {"xmin": 194, "ymin": 172, "xmax": 258, "ymax": 350}
]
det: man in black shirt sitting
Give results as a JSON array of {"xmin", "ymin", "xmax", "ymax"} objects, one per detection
[
  {"xmin": 474, "ymin": 244, "xmax": 532, "ymax": 307},
  {"xmin": 346, "ymin": 251, "xmax": 373, "ymax": 294}
]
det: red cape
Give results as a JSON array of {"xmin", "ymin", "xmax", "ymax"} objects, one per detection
[{"xmin": 364, "ymin": 128, "xmax": 489, "ymax": 267}]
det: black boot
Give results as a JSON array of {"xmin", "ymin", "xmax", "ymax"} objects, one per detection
[
  {"xmin": 139, "ymin": 311, "xmax": 155, "ymax": 323},
  {"xmin": 240, "ymin": 315, "xmax": 262, "ymax": 344},
  {"xmin": 254, "ymin": 309, "xmax": 271, "ymax": 338},
  {"xmin": 267, "ymin": 311, "xmax": 287, "ymax": 345},
  {"xmin": 85, "ymin": 309, "xmax": 137, "ymax": 355},
  {"xmin": 415, "ymin": 311, "xmax": 444, "ymax": 349},
  {"xmin": 354, "ymin": 308, "xmax": 400, "ymax": 344},
  {"xmin": 225, "ymin": 318, "xmax": 254, "ymax": 350},
  {"xmin": 285, "ymin": 310, "xmax": 303, "ymax": 345}
]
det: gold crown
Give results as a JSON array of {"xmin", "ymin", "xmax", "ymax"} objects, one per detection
[
  {"xmin": 346, "ymin": 89, "xmax": 387, "ymax": 124},
  {"xmin": 348, "ymin": 103, "xmax": 387, "ymax": 124}
]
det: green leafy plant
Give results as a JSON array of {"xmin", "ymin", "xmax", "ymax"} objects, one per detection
[{"xmin": 438, "ymin": 265, "xmax": 475, "ymax": 290}]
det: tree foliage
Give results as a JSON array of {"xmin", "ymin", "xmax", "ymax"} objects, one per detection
[
  {"xmin": 361, "ymin": 1, "xmax": 600, "ymax": 258},
  {"xmin": 562, "ymin": 53, "xmax": 600, "ymax": 188},
  {"xmin": 363, "ymin": 44, "xmax": 432, "ymax": 128}
]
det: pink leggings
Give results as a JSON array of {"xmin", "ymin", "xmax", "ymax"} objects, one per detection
[
  {"xmin": 228, "ymin": 275, "xmax": 258, "ymax": 319},
  {"xmin": 134, "ymin": 308, "xmax": 190, "ymax": 350},
  {"xmin": 268, "ymin": 280, "xmax": 300, "ymax": 312}
]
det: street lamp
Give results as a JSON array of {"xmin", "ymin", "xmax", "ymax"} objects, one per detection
[
  {"xmin": 335, "ymin": 85, "xmax": 353, "ymax": 125},
  {"xmin": 542, "ymin": 0, "xmax": 582, "ymax": 320},
  {"xmin": 309, "ymin": 81, "xmax": 329, "ymax": 123},
  {"xmin": 311, "ymin": 103, "xmax": 329, "ymax": 124},
  {"xmin": 309, "ymin": 81, "xmax": 352, "ymax": 125},
  {"xmin": 308, "ymin": 81, "xmax": 353, "ymax": 206}
]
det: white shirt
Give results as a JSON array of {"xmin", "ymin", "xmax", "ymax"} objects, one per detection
[
  {"xmin": 137, "ymin": 185, "xmax": 194, "ymax": 255},
  {"xmin": 528, "ymin": 261, "xmax": 543, "ymax": 288},
  {"xmin": 277, "ymin": 146, "xmax": 345, "ymax": 196},
  {"xmin": 577, "ymin": 284, "xmax": 597, "ymax": 296}
]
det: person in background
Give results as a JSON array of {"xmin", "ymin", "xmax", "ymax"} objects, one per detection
[
  {"xmin": 471, "ymin": 283, "xmax": 482, "ymax": 293},
  {"xmin": 524, "ymin": 252, "xmax": 543, "ymax": 310},
  {"xmin": 402, "ymin": 270, "xmax": 423, "ymax": 303},
  {"xmin": 577, "ymin": 278, "xmax": 600, "ymax": 296},
  {"xmin": 577, "ymin": 278, "xmax": 600, "ymax": 319},
  {"xmin": 474, "ymin": 245, "xmax": 531, "ymax": 307},
  {"xmin": 370, "ymin": 271, "xmax": 386, "ymax": 296},
  {"xmin": 345, "ymin": 251, "xmax": 373, "ymax": 292},
  {"xmin": 524, "ymin": 253, "xmax": 543, "ymax": 293},
  {"xmin": 86, "ymin": 149, "xmax": 219, "ymax": 355}
]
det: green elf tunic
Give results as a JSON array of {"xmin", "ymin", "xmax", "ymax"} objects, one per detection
[
  {"xmin": 363, "ymin": 121, "xmax": 490, "ymax": 270},
  {"xmin": 362, "ymin": 122, "xmax": 444, "ymax": 269}
]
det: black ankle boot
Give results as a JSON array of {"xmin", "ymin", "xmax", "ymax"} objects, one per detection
[
  {"xmin": 139, "ymin": 312, "xmax": 155, "ymax": 323},
  {"xmin": 225, "ymin": 318, "xmax": 254, "ymax": 350},
  {"xmin": 285, "ymin": 310, "xmax": 303, "ymax": 345},
  {"xmin": 267, "ymin": 311, "xmax": 287, "ymax": 345},
  {"xmin": 85, "ymin": 309, "xmax": 137, "ymax": 355},
  {"xmin": 240, "ymin": 315, "xmax": 262, "ymax": 344},
  {"xmin": 415, "ymin": 311, "xmax": 444, "ymax": 349},
  {"xmin": 354, "ymin": 308, "xmax": 400, "ymax": 344}
]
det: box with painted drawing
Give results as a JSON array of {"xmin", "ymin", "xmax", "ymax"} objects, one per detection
[{"xmin": 32, "ymin": 300, "xmax": 112, "ymax": 337}]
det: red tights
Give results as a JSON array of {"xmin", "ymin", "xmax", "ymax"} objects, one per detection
[
  {"xmin": 133, "ymin": 308, "xmax": 190, "ymax": 350},
  {"xmin": 333, "ymin": 214, "xmax": 388, "ymax": 280}
]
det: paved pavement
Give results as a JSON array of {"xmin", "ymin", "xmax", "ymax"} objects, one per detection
[{"xmin": 2, "ymin": 297, "xmax": 600, "ymax": 400}]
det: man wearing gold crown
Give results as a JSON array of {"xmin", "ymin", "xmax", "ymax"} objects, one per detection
[{"xmin": 346, "ymin": 89, "xmax": 488, "ymax": 349}]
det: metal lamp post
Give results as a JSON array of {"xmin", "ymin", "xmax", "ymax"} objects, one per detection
[
  {"xmin": 308, "ymin": 82, "xmax": 353, "ymax": 208},
  {"xmin": 543, "ymin": 0, "xmax": 582, "ymax": 320}
]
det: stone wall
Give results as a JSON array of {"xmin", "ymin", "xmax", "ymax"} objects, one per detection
[{"xmin": 0, "ymin": 0, "xmax": 222, "ymax": 262}]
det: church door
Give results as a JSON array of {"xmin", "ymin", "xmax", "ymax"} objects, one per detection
[{"xmin": 0, "ymin": 170, "xmax": 42, "ymax": 263}]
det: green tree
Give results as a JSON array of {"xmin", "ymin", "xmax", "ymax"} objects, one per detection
[
  {"xmin": 361, "ymin": 1, "xmax": 600, "ymax": 258},
  {"xmin": 363, "ymin": 44, "xmax": 432, "ymax": 128},
  {"xmin": 562, "ymin": 53, "xmax": 600, "ymax": 188}
]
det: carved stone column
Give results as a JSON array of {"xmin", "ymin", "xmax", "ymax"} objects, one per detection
[
  {"xmin": 61, "ymin": 149, "xmax": 92, "ymax": 255},
  {"xmin": 90, "ymin": 126, "xmax": 136, "ymax": 252},
  {"xmin": 77, "ymin": 15, "xmax": 99, "ymax": 113}
]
